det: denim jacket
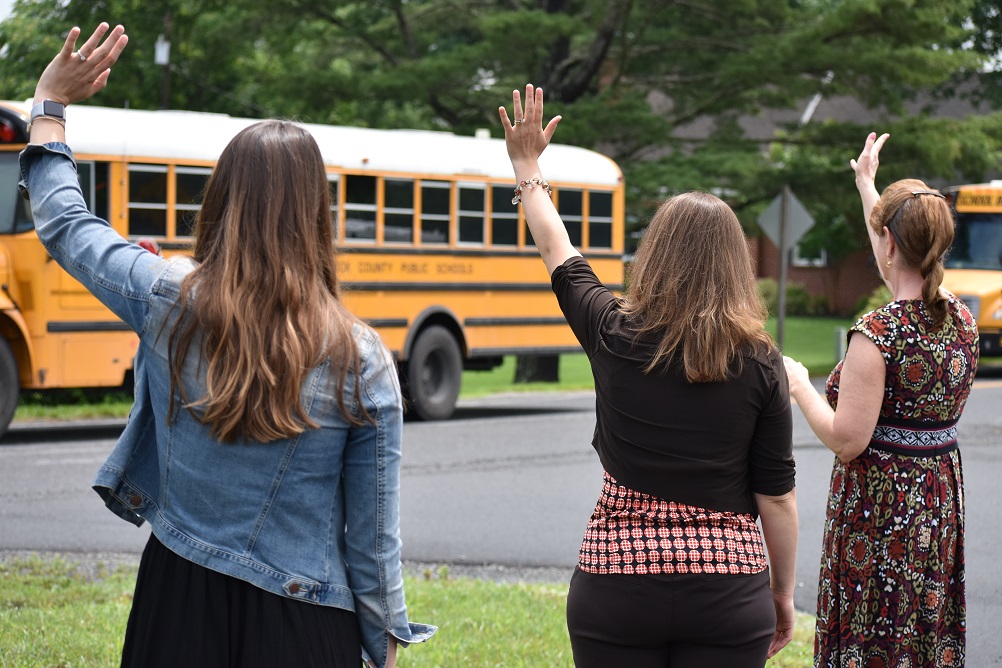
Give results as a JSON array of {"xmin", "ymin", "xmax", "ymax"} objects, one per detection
[{"xmin": 19, "ymin": 143, "xmax": 435, "ymax": 667}]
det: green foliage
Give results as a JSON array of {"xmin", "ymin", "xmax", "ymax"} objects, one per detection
[
  {"xmin": 2, "ymin": 0, "xmax": 1000, "ymax": 267},
  {"xmin": 757, "ymin": 278, "xmax": 830, "ymax": 317},
  {"xmin": 758, "ymin": 277, "xmax": 779, "ymax": 314},
  {"xmin": 855, "ymin": 284, "xmax": 893, "ymax": 320},
  {"xmin": 13, "ymin": 388, "xmax": 134, "ymax": 423}
]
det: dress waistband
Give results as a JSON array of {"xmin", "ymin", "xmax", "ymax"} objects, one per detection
[{"xmin": 869, "ymin": 419, "xmax": 959, "ymax": 457}]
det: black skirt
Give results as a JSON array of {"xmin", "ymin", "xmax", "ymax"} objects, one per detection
[{"xmin": 122, "ymin": 533, "xmax": 362, "ymax": 668}]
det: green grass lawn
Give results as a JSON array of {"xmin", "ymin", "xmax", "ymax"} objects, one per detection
[
  {"xmin": 0, "ymin": 556, "xmax": 814, "ymax": 667},
  {"xmin": 767, "ymin": 316, "xmax": 853, "ymax": 377},
  {"xmin": 461, "ymin": 315, "xmax": 852, "ymax": 397}
]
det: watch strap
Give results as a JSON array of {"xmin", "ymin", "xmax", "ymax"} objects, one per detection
[{"xmin": 27, "ymin": 100, "xmax": 66, "ymax": 135}]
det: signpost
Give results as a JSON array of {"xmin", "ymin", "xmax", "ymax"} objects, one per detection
[{"xmin": 757, "ymin": 186, "xmax": 814, "ymax": 349}]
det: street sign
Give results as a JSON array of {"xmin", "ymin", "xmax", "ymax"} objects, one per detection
[{"xmin": 758, "ymin": 189, "xmax": 814, "ymax": 251}]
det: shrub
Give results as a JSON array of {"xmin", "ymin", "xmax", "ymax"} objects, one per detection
[
  {"xmin": 757, "ymin": 278, "xmax": 778, "ymax": 315},
  {"xmin": 854, "ymin": 285, "xmax": 892, "ymax": 320},
  {"xmin": 757, "ymin": 278, "xmax": 828, "ymax": 316}
]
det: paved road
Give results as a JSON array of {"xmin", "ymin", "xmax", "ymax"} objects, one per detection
[{"xmin": 1, "ymin": 376, "xmax": 1000, "ymax": 664}]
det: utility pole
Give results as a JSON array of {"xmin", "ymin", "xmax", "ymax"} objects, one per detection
[
  {"xmin": 777, "ymin": 185, "xmax": 790, "ymax": 350},
  {"xmin": 155, "ymin": 12, "xmax": 172, "ymax": 109}
]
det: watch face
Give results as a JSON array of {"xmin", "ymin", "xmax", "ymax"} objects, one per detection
[{"xmin": 40, "ymin": 100, "xmax": 65, "ymax": 119}]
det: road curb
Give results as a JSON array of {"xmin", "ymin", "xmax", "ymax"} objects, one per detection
[{"xmin": 5, "ymin": 418, "xmax": 127, "ymax": 434}]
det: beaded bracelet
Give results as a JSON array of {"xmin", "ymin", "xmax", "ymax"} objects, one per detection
[
  {"xmin": 26, "ymin": 115, "xmax": 66, "ymax": 134},
  {"xmin": 512, "ymin": 178, "xmax": 553, "ymax": 205}
]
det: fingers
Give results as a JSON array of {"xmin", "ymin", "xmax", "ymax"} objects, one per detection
[
  {"xmin": 498, "ymin": 106, "xmax": 513, "ymax": 132},
  {"xmin": 512, "ymin": 88, "xmax": 523, "ymax": 125},
  {"xmin": 93, "ymin": 68, "xmax": 112, "ymax": 91},
  {"xmin": 523, "ymin": 83, "xmax": 535, "ymax": 124},
  {"xmin": 60, "ymin": 26, "xmax": 81, "ymax": 59},
  {"xmin": 542, "ymin": 115, "xmax": 561, "ymax": 143},
  {"xmin": 766, "ymin": 630, "xmax": 793, "ymax": 658},
  {"xmin": 77, "ymin": 22, "xmax": 110, "ymax": 59},
  {"xmin": 90, "ymin": 25, "xmax": 128, "ymax": 70},
  {"xmin": 871, "ymin": 132, "xmax": 890, "ymax": 158}
]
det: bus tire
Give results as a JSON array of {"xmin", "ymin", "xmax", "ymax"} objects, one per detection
[
  {"xmin": 405, "ymin": 326, "xmax": 461, "ymax": 421},
  {"xmin": 0, "ymin": 338, "xmax": 18, "ymax": 438}
]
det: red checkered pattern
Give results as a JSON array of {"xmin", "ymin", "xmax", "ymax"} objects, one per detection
[{"xmin": 578, "ymin": 472, "xmax": 767, "ymax": 575}]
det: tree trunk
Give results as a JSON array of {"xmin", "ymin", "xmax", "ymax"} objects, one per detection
[{"xmin": 514, "ymin": 355, "xmax": 560, "ymax": 383}]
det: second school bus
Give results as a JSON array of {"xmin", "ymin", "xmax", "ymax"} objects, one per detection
[
  {"xmin": 943, "ymin": 182, "xmax": 1002, "ymax": 358},
  {"xmin": 0, "ymin": 101, "xmax": 624, "ymax": 435}
]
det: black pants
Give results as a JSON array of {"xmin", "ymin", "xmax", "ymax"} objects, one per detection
[
  {"xmin": 566, "ymin": 567, "xmax": 775, "ymax": 668},
  {"xmin": 122, "ymin": 533, "xmax": 362, "ymax": 668}
]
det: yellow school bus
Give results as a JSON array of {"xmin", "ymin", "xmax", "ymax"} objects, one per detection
[
  {"xmin": 943, "ymin": 183, "xmax": 1002, "ymax": 358},
  {"xmin": 0, "ymin": 100, "xmax": 624, "ymax": 434}
]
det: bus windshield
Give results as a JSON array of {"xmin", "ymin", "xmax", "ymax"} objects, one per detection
[
  {"xmin": 945, "ymin": 212, "xmax": 1002, "ymax": 271},
  {"xmin": 0, "ymin": 153, "xmax": 33, "ymax": 235}
]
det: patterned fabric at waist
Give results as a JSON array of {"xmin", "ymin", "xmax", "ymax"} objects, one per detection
[
  {"xmin": 869, "ymin": 418, "xmax": 959, "ymax": 457},
  {"xmin": 578, "ymin": 471, "xmax": 766, "ymax": 576}
]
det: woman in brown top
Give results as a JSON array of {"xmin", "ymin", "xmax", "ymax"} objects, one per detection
[{"xmin": 499, "ymin": 85, "xmax": 798, "ymax": 667}]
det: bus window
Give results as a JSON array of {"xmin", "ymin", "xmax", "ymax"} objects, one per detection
[
  {"xmin": 559, "ymin": 189, "xmax": 583, "ymax": 247},
  {"xmin": 128, "ymin": 165, "xmax": 168, "ymax": 236},
  {"xmin": 491, "ymin": 185, "xmax": 517, "ymax": 246},
  {"xmin": 589, "ymin": 191, "xmax": 613, "ymax": 249},
  {"xmin": 421, "ymin": 181, "xmax": 450, "ymax": 245},
  {"xmin": 458, "ymin": 185, "xmax": 485, "ymax": 245},
  {"xmin": 76, "ymin": 161, "xmax": 110, "ymax": 222},
  {"xmin": 345, "ymin": 174, "xmax": 376, "ymax": 241},
  {"xmin": 0, "ymin": 153, "xmax": 33, "ymax": 234},
  {"xmin": 947, "ymin": 212, "xmax": 1002, "ymax": 271},
  {"xmin": 384, "ymin": 178, "xmax": 415, "ymax": 244},
  {"xmin": 175, "ymin": 167, "xmax": 211, "ymax": 238},
  {"xmin": 328, "ymin": 177, "xmax": 339, "ymax": 238}
]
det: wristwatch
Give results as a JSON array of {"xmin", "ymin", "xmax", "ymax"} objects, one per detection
[{"xmin": 27, "ymin": 99, "xmax": 66, "ymax": 133}]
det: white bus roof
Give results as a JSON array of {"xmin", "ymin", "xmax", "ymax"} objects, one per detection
[{"xmin": 1, "ymin": 100, "xmax": 622, "ymax": 187}]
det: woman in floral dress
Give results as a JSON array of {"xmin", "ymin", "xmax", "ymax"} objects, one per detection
[{"xmin": 785, "ymin": 132, "xmax": 978, "ymax": 667}]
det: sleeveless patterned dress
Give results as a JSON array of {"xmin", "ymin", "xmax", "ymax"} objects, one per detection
[{"xmin": 817, "ymin": 297, "xmax": 978, "ymax": 668}]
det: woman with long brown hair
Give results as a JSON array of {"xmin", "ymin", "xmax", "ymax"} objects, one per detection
[
  {"xmin": 499, "ymin": 85, "xmax": 798, "ymax": 667},
  {"xmin": 19, "ymin": 24, "xmax": 433, "ymax": 667},
  {"xmin": 785, "ymin": 133, "xmax": 976, "ymax": 667}
]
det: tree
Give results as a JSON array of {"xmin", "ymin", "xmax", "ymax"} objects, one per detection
[{"xmin": 4, "ymin": 0, "xmax": 1001, "ymax": 267}]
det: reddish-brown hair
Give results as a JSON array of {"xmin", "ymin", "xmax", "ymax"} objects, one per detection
[{"xmin": 870, "ymin": 179, "xmax": 954, "ymax": 327}]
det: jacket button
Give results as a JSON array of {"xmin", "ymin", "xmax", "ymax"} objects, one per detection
[
  {"xmin": 289, "ymin": 583, "xmax": 300, "ymax": 594},
  {"xmin": 128, "ymin": 494, "xmax": 142, "ymax": 506}
]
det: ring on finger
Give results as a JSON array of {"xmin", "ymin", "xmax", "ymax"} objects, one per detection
[
  {"xmin": 514, "ymin": 118, "xmax": 524, "ymax": 125},
  {"xmin": 77, "ymin": 50, "xmax": 89, "ymax": 62}
]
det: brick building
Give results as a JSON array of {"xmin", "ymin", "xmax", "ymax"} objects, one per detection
[{"xmin": 747, "ymin": 236, "xmax": 882, "ymax": 316}]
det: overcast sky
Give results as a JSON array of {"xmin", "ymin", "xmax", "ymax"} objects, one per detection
[{"xmin": 0, "ymin": 0, "xmax": 12, "ymax": 20}]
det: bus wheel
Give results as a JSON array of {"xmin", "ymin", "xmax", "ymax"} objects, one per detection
[
  {"xmin": 0, "ymin": 338, "xmax": 18, "ymax": 437},
  {"xmin": 405, "ymin": 326, "xmax": 461, "ymax": 421}
]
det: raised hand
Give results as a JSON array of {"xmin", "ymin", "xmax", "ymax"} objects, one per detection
[
  {"xmin": 33, "ymin": 23, "xmax": 129, "ymax": 106},
  {"xmin": 849, "ymin": 131, "xmax": 889, "ymax": 191},
  {"xmin": 498, "ymin": 84, "xmax": 561, "ymax": 167}
]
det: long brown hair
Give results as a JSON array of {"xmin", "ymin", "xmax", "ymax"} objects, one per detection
[
  {"xmin": 870, "ymin": 179, "xmax": 954, "ymax": 327},
  {"xmin": 622, "ymin": 191, "xmax": 771, "ymax": 382},
  {"xmin": 167, "ymin": 120, "xmax": 366, "ymax": 442}
]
